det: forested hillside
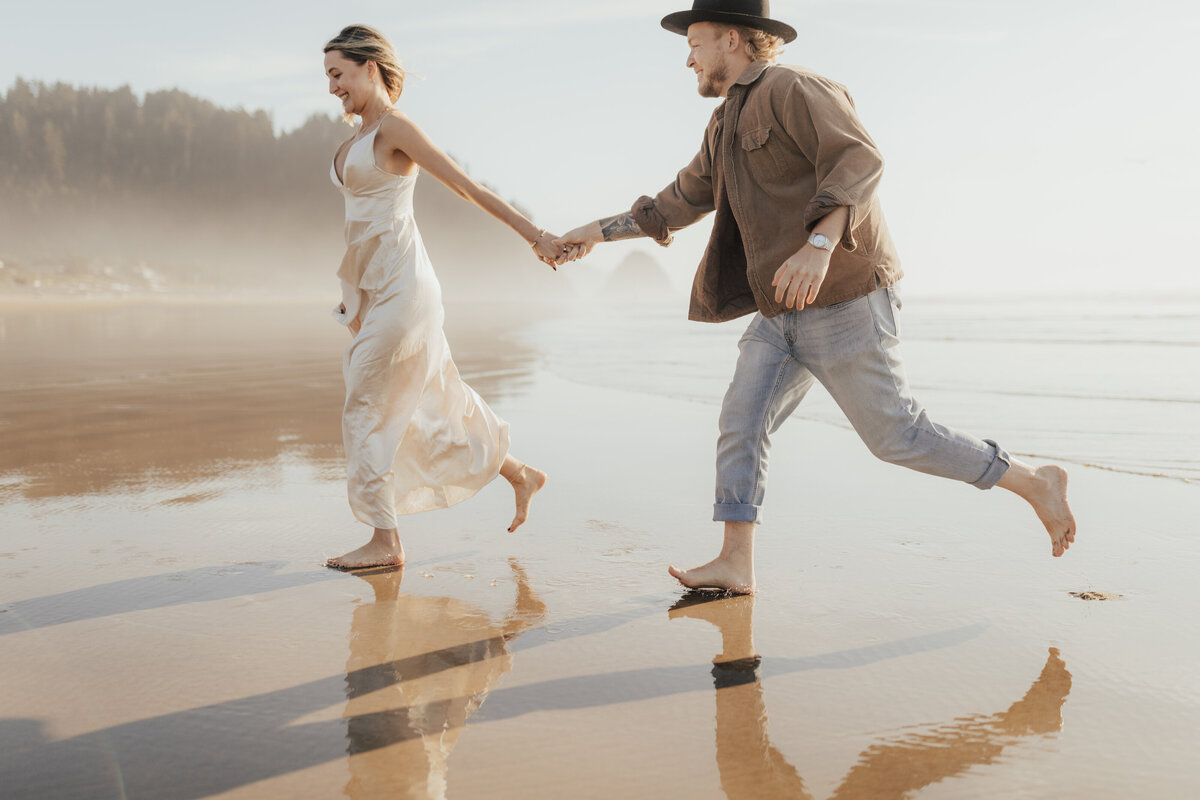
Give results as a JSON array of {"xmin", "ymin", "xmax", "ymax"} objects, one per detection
[
  {"xmin": 1, "ymin": 79, "xmax": 338, "ymax": 204},
  {"xmin": 0, "ymin": 79, "xmax": 562, "ymax": 300}
]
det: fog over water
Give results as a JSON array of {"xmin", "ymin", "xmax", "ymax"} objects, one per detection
[{"xmin": 4, "ymin": 0, "xmax": 1197, "ymax": 294}]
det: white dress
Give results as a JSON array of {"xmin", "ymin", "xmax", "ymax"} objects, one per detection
[{"xmin": 331, "ymin": 126, "xmax": 510, "ymax": 528}]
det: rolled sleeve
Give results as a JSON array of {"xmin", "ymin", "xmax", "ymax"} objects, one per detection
[
  {"xmin": 631, "ymin": 196, "xmax": 673, "ymax": 246},
  {"xmin": 777, "ymin": 74, "xmax": 884, "ymax": 251}
]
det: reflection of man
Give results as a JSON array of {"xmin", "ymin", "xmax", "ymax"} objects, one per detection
[
  {"xmin": 670, "ymin": 593, "xmax": 1073, "ymax": 798},
  {"xmin": 560, "ymin": 0, "xmax": 1077, "ymax": 594},
  {"xmin": 670, "ymin": 593, "xmax": 813, "ymax": 798},
  {"xmin": 341, "ymin": 562, "xmax": 545, "ymax": 798}
]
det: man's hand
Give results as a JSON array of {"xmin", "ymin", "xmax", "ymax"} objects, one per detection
[
  {"xmin": 554, "ymin": 220, "xmax": 604, "ymax": 263},
  {"xmin": 773, "ymin": 245, "xmax": 832, "ymax": 310}
]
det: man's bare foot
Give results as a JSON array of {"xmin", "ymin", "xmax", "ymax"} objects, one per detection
[
  {"xmin": 670, "ymin": 522, "xmax": 757, "ymax": 594},
  {"xmin": 505, "ymin": 463, "xmax": 547, "ymax": 533},
  {"xmin": 327, "ymin": 528, "xmax": 405, "ymax": 570},
  {"xmin": 999, "ymin": 462, "xmax": 1077, "ymax": 558},
  {"xmin": 668, "ymin": 559, "xmax": 755, "ymax": 595},
  {"xmin": 1029, "ymin": 466, "xmax": 1076, "ymax": 557}
]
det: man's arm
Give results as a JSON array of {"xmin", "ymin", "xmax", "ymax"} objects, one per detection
[
  {"xmin": 598, "ymin": 212, "xmax": 646, "ymax": 242},
  {"xmin": 556, "ymin": 212, "xmax": 649, "ymax": 259},
  {"xmin": 768, "ymin": 73, "xmax": 882, "ymax": 309},
  {"xmin": 776, "ymin": 73, "xmax": 884, "ymax": 251},
  {"xmin": 772, "ymin": 205, "xmax": 849, "ymax": 311}
]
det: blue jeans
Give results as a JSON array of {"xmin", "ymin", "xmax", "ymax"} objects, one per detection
[{"xmin": 714, "ymin": 286, "xmax": 1011, "ymax": 523}]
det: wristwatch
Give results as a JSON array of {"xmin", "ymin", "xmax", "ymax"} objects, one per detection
[{"xmin": 808, "ymin": 233, "xmax": 835, "ymax": 252}]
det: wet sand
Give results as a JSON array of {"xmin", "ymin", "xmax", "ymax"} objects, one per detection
[{"xmin": 1, "ymin": 300, "xmax": 1199, "ymax": 799}]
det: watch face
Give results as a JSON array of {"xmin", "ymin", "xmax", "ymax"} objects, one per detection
[{"xmin": 811, "ymin": 234, "xmax": 828, "ymax": 248}]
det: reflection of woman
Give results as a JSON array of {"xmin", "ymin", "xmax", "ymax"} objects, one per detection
[
  {"xmin": 669, "ymin": 594, "xmax": 1072, "ymax": 799},
  {"xmin": 341, "ymin": 562, "xmax": 546, "ymax": 798},
  {"xmin": 322, "ymin": 25, "xmax": 559, "ymax": 569}
]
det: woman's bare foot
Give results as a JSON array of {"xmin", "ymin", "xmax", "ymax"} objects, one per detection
[
  {"xmin": 998, "ymin": 462, "xmax": 1077, "ymax": 558},
  {"xmin": 500, "ymin": 456, "xmax": 547, "ymax": 532},
  {"xmin": 327, "ymin": 528, "xmax": 405, "ymax": 570},
  {"xmin": 669, "ymin": 521, "xmax": 756, "ymax": 594}
]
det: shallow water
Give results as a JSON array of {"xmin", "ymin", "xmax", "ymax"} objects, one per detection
[
  {"xmin": 529, "ymin": 291, "xmax": 1200, "ymax": 484},
  {"xmin": 1, "ymin": 298, "xmax": 1198, "ymax": 799}
]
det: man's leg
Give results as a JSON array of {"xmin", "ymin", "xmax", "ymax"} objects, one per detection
[
  {"xmin": 805, "ymin": 287, "xmax": 1075, "ymax": 557},
  {"xmin": 670, "ymin": 314, "xmax": 814, "ymax": 593}
]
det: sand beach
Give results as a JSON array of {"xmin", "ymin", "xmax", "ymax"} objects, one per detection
[{"xmin": 1, "ymin": 296, "xmax": 1198, "ymax": 799}]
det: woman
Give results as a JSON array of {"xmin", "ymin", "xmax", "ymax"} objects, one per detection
[{"xmin": 323, "ymin": 25, "xmax": 558, "ymax": 570}]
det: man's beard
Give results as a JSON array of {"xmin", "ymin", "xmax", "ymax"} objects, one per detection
[{"xmin": 698, "ymin": 60, "xmax": 729, "ymax": 98}]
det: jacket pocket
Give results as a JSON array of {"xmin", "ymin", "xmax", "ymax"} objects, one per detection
[
  {"xmin": 740, "ymin": 126, "xmax": 784, "ymax": 179},
  {"xmin": 741, "ymin": 126, "xmax": 771, "ymax": 151}
]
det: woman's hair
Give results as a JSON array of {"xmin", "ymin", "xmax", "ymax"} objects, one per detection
[
  {"xmin": 732, "ymin": 25, "xmax": 786, "ymax": 63},
  {"xmin": 324, "ymin": 25, "xmax": 406, "ymax": 114}
]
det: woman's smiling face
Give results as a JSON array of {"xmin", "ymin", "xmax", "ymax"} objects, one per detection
[{"xmin": 324, "ymin": 50, "xmax": 372, "ymax": 116}]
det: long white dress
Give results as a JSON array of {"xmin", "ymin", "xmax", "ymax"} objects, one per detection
[{"xmin": 331, "ymin": 126, "xmax": 510, "ymax": 529}]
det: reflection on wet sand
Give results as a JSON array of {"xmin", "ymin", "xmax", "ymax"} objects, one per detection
[
  {"xmin": 669, "ymin": 594, "xmax": 1072, "ymax": 800},
  {"xmin": 340, "ymin": 561, "xmax": 546, "ymax": 799},
  {"xmin": 0, "ymin": 304, "xmax": 539, "ymax": 500},
  {"xmin": 0, "ymin": 561, "xmax": 544, "ymax": 799}
]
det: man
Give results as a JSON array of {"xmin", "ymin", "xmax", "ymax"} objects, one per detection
[{"xmin": 558, "ymin": 0, "xmax": 1076, "ymax": 594}]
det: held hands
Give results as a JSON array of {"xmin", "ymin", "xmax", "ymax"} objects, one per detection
[
  {"xmin": 530, "ymin": 228, "xmax": 591, "ymax": 269},
  {"xmin": 773, "ymin": 243, "xmax": 832, "ymax": 310},
  {"xmin": 551, "ymin": 221, "xmax": 603, "ymax": 265}
]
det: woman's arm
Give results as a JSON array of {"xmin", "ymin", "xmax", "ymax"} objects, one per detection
[{"xmin": 377, "ymin": 112, "xmax": 562, "ymax": 265}]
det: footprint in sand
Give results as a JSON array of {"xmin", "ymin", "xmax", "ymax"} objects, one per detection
[{"xmin": 1069, "ymin": 591, "xmax": 1124, "ymax": 601}]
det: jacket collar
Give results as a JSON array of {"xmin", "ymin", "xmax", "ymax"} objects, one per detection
[{"xmin": 730, "ymin": 60, "xmax": 771, "ymax": 90}]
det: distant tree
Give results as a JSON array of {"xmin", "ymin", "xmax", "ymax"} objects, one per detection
[{"xmin": 0, "ymin": 79, "xmax": 346, "ymax": 204}]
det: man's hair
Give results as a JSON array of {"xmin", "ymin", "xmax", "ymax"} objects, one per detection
[{"xmin": 728, "ymin": 24, "xmax": 787, "ymax": 63}]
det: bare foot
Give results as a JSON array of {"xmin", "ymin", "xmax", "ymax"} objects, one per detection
[
  {"xmin": 327, "ymin": 529, "xmax": 405, "ymax": 570},
  {"xmin": 668, "ymin": 558, "xmax": 755, "ymax": 595},
  {"xmin": 1000, "ymin": 462, "xmax": 1077, "ymax": 558},
  {"xmin": 1027, "ymin": 465, "xmax": 1076, "ymax": 558},
  {"xmin": 506, "ymin": 464, "xmax": 547, "ymax": 533},
  {"xmin": 669, "ymin": 522, "xmax": 757, "ymax": 594}
]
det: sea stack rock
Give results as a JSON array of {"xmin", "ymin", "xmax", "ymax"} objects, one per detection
[{"xmin": 602, "ymin": 251, "xmax": 675, "ymax": 300}]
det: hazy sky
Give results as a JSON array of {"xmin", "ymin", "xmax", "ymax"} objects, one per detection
[{"xmin": 4, "ymin": 0, "xmax": 1198, "ymax": 293}]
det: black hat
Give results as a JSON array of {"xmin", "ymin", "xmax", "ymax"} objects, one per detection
[{"xmin": 661, "ymin": 0, "xmax": 797, "ymax": 44}]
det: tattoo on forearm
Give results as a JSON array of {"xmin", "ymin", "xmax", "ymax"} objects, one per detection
[{"xmin": 599, "ymin": 213, "xmax": 646, "ymax": 242}]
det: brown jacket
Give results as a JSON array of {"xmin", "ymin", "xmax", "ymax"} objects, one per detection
[{"xmin": 632, "ymin": 61, "xmax": 903, "ymax": 322}]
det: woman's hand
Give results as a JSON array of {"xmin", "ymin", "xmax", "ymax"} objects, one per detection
[{"xmin": 531, "ymin": 230, "xmax": 566, "ymax": 270}]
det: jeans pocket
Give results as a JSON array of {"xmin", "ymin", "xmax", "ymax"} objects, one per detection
[
  {"xmin": 870, "ymin": 287, "xmax": 900, "ymax": 343},
  {"xmin": 886, "ymin": 285, "xmax": 903, "ymax": 334}
]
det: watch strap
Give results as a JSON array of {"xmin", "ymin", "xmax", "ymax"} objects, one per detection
[{"xmin": 808, "ymin": 233, "xmax": 835, "ymax": 252}]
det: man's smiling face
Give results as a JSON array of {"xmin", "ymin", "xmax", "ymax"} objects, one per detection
[{"xmin": 686, "ymin": 22, "xmax": 733, "ymax": 98}]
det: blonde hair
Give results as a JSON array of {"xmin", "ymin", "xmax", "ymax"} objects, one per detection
[
  {"xmin": 730, "ymin": 25, "xmax": 786, "ymax": 63},
  {"xmin": 324, "ymin": 25, "xmax": 406, "ymax": 120}
]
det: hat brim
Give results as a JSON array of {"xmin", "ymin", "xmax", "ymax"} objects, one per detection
[{"xmin": 661, "ymin": 10, "xmax": 797, "ymax": 44}]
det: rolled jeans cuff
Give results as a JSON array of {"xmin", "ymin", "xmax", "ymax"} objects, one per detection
[
  {"xmin": 713, "ymin": 502, "xmax": 762, "ymax": 523},
  {"xmin": 970, "ymin": 439, "xmax": 1011, "ymax": 490}
]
